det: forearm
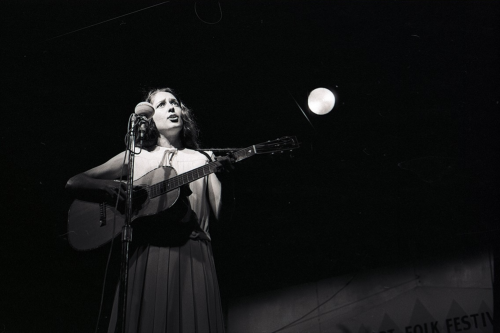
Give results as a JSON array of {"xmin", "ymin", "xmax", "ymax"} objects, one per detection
[
  {"xmin": 65, "ymin": 173, "xmax": 113, "ymax": 203},
  {"xmin": 66, "ymin": 151, "xmax": 128, "ymax": 203},
  {"xmin": 207, "ymin": 173, "xmax": 222, "ymax": 220}
]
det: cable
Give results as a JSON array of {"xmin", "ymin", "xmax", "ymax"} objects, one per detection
[
  {"xmin": 271, "ymin": 274, "xmax": 356, "ymax": 333},
  {"xmin": 194, "ymin": 2, "xmax": 222, "ymax": 25},
  {"xmin": 124, "ymin": 114, "xmax": 146, "ymax": 155},
  {"xmin": 488, "ymin": 246, "xmax": 494, "ymax": 288},
  {"xmin": 43, "ymin": 1, "xmax": 170, "ymax": 43},
  {"xmin": 272, "ymin": 274, "xmax": 422, "ymax": 332},
  {"xmin": 94, "ymin": 118, "xmax": 134, "ymax": 333}
]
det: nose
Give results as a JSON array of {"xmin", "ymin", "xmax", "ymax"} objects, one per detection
[{"xmin": 168, "ymin": 107, "xmax": 175, "ymax": 113}]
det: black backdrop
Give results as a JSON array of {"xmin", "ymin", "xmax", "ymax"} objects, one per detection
[{"xmin": 0, "ymin": 1, "xmax": 498, "ymax": 331}]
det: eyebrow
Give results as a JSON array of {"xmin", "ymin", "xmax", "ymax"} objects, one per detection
[{"xmin": 155, "ymin": 98, "xmax": 166, "ymax": 108}]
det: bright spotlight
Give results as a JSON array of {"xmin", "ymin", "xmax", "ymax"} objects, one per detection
[{"xmin": 308, "ymin": 88, "xmax": 335, "ymax": 115}]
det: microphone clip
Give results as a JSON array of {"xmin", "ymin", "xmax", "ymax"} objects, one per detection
[{"xmin": 133, "ymin": 114, "xmax": 150, "ymax": 124}]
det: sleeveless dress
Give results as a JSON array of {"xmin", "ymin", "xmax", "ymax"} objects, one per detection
[{"xmin": 107, "ymin": 146, "xmax": 225, "ymax": 333}]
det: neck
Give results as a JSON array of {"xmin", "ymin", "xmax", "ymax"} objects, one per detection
[{"xmin": 157, "ymin": 134, "xmax": 183, "ymax": 149}]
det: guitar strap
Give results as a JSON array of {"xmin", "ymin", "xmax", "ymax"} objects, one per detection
[{"xmin": 196, "ymin": 150, "xmax": 213, "ymax": 162}]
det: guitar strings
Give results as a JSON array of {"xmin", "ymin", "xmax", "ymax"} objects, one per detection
[
  {"xmin": 130, "ymin": 138, "xmax": 297, "ymax": 201},
  {"xmin": 133, "ymin": 162, "xmax": 221, "ymax": 201}
]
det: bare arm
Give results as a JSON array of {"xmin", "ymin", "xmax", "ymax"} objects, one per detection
[
  {"xmin": 65, "ymin": 151, "xmax": 129, "ymax": 203},
  {"xmin": 207, "ymin": 154, "xmax": 236, "ymax": 221},
  {"xmin": 207, "ymin": 173, "xmax": 222, "ymax": 220}
]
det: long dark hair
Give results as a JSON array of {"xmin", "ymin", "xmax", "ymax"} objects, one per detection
[{"xmin": 137, "ymin": 88, "xmax": 200, "ymax": 150}]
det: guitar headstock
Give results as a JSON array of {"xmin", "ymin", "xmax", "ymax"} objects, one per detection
[
  {"xmin": 231, "ymin": 136, "xmax": 300, "ymax": 162},
  {"xmin": 254, "ymin": 136, "xmax": 300, "ymax": 155}
]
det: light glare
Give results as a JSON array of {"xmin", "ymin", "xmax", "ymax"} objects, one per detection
[{"xmin": 308, "ymin": 88, "xmax": 335, "ymax": 115}]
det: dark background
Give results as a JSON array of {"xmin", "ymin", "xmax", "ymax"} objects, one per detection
[{"xmin": 0, "ymin": 0, "xmax": 498, "ymax": 331}]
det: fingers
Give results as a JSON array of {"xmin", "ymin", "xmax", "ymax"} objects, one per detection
[
  {"xmin": 216, "ymin": 155, "xmax": 236, "ymax": 171},
  {"xmin": 105, "ymin": 182, "xmax": 127, "ymax": 203},
  {"xmin": 227, "ymin": 152, "xmax": 236, "ymax": 163}
]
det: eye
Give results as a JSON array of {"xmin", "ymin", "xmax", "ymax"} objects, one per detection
[
  {"xmin": 157, "ymin": 101, "xmax": 165, "ymax": 108},
  {"xmin": 170, "ymin": 99, "xmax": 179, "ymax": 106}
]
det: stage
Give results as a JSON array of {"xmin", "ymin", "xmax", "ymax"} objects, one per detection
[{"xmin": 0, "ymin": 1, "xmax": 498, "ymax": 331}]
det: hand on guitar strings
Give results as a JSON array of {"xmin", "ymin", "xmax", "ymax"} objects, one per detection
[
  {"xmin": 101, "ymin": 180, "xmax": 127, "ymax": 204},
  {"xmin": 214, "ymin": 153, "xmax": 236, "ymax": 180},
  {"xmin": 215, "ymin": 153, "xmax": 236, "ymax": 182},
  {"xmin": 103, "ymin": 180, "xmax": 145, "ymax": 214}
]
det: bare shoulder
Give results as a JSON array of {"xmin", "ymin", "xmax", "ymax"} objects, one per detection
[
  {"xmin": 181, "ymin": 148, "xmax": 214, "ymax": 162},
  {"xmin": 84, "ymin": 151, "xmax": 129, "ymax": 179}
]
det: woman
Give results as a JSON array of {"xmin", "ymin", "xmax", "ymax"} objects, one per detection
[{"xmin": 66, "ymin": 88, "xmax": 227, "ymax": 332}]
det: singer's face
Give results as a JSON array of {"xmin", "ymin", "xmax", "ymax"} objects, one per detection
[{"xmin": 151, "ymin": 92, "xmax": 183, "ymax": 135}]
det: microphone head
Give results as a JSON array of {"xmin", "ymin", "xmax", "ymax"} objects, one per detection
[{"xmin": 135, "ymin": 102, "xmax": 155, "ymax": 119}]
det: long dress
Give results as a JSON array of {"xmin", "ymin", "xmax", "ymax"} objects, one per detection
[{"xmin": 107, "ymin": 146, "xmax": 225, "ymax": 333}]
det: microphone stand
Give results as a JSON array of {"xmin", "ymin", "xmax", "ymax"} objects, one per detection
[{"xmin": 116, "ymin": 114, "xmax": 140, "ymax": 333}]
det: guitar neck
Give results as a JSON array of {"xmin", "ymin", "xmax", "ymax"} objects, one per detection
[{"xmin": 149, "ymin": 146, "xmax": 256, "ymax": 198}]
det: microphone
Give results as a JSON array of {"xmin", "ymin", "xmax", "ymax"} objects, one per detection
[
  {"xmin": 134, "ymin": 102, "xmax": 155, "ymax": 139},
  {"xmin": 135, "ymin": 102, "xmax": 155, "ymax": 119}
]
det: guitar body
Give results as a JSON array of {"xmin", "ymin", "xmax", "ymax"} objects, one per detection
[{"xmin": 67, "ymin": 166, "xmax": 181, "ymax": 251}]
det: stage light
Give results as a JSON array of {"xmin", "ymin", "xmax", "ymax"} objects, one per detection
[{"xmin": 308, "ymin": 88, "xmax": 335, "ymax": 115}]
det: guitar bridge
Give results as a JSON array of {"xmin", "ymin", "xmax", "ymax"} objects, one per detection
[{"xmin": 99, "ymin": 202, "xmax": 107, "ymax": 227}]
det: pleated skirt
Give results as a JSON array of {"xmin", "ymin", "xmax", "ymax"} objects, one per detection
[{"xmin": 107, "ymin": 239, "xmax": 225, "ymax": 333}]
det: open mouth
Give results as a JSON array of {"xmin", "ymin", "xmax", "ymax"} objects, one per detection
[{"xmin": 168, "ymin": 115, "xmax": 179, "ymax": 122}]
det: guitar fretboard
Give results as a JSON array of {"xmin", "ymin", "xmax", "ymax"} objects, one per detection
[{"xmin": 148, "ymin": 146, "xmax": 256, "ymax": 198}]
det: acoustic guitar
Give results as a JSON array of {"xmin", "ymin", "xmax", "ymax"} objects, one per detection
[{"xmin": 67, "ymin": 136, "xmax": 299, "ymax": 251}]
